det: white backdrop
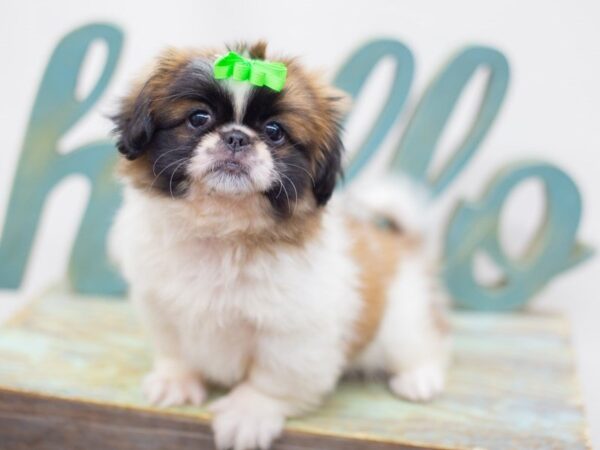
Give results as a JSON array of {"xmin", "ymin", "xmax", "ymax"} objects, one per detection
[{"xmin": 1, "ymin": 0, "xmax": 599, "ymax": 446}]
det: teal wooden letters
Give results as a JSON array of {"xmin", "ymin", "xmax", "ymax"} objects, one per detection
[
  {"xmin": 0, "ymin": 23, "xmax": 593, "ymax": 309},
  {"xmin": 334, "ymin": 40, "xmax": 413, "ymax": 182},
  {"xmin": 390, "ymin": 46, "xmax": 509, "ymax": 196},
  {"xmin": 444, "ymin": 162, "xmax": 593, "ymax": 310},
  {"xmin": 0, "ymin": 24, "xmax": 125, "ymax": 295}
]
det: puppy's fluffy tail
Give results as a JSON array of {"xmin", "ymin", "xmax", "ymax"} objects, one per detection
[
  {"xmin": 344, "ymin": 175, "xmax": 431, "ymax": 238},
  {"xmin": 344, "ymin": 175, "xmax": 448, "ymax": 311}
]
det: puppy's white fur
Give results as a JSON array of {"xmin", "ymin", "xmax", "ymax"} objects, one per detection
[
  {"xmin": 110, "ymin": 48, "xmax": 449, "ymax": 448},
  {"xmin": 110, "ymin": 177, "xmax": 448, "ymax": 449}
]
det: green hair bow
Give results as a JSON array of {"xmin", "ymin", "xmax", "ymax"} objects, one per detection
[{"xmin": 213, "ymin": 51, "xmax": 288, "ymax": 92}]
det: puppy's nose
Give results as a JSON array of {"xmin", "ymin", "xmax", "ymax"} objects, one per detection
[{"xmin": 223, "ymin": 130, "xmax": 251, "ymax": 153}]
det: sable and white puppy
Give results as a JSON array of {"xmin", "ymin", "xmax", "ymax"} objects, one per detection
[{"xmin": 109, "ymin": 42, "xmax": 449, "ymax": 450}]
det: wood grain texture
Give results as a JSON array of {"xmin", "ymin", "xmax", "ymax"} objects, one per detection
[
  {"xmin": 0, "ymin": 390, "xmax": 429, "ymax": 450},
  {"xmin": 0, "ymin": 290, "xmax": 590, "ymax": 449}
]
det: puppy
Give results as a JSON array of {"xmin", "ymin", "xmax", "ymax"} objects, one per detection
[{"xmin": 109, "ymin": 42, "xmax": 449, "ymax": 450}]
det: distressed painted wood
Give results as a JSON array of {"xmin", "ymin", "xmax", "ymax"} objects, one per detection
[{"xmin": 0, "ymin": 290, "xmax": 589, "ymax": 449}]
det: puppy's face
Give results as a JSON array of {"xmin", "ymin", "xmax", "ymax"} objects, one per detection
[{"xmin": 113, "ymin": 43, "xmax": 346, "ymax": 218}]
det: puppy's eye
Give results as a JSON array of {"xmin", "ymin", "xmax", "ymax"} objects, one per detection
[
  {"xmin": 188, "ymin": 110, "xmax": 211, "ymax": 128},
  {"xmin": 264, "ymin": 122, "xmax": 285, "ymax": 144}
]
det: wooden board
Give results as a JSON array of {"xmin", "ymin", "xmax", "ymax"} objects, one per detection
[{"xmin": 0, "ymin": 290, "xmax": 590, "ymax": 449}]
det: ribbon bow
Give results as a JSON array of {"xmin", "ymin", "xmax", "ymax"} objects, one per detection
[{"xmin": 213, "ymin": 51, "xmax": 288, "ymax": 92}]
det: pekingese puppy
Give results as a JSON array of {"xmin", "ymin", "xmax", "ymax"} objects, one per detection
[{"xmin": 109, "ymin": 42, "xmax": 449, "ymax": 450}]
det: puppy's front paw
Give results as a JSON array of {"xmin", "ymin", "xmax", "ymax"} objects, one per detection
[
  {"xmin": 142, "ymin": 367, "xmax": 206, "ymax": 407},
  {"xmin": 389, "ymin": 363, "xmax": 445, "ymax": 402},
  {"xmin": 209, "ymin": 384, "xmax": 285, "ymax": 450}
]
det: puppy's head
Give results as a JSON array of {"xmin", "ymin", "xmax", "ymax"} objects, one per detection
[{"xmin": 112, "ymin": 43, "xmax": 346, "ymax": 219}]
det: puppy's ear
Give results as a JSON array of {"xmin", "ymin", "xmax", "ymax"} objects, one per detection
[
  {"xmin": 312, "ymin": 90, "xmax": 349, "ymax": 206},
  {"xmin": 111, "ymin": 82, "xmax": 155, "ymax": 160},
  {"xmin": 313, "ymin": 131, "xmax": 344, "ymax": 206}
]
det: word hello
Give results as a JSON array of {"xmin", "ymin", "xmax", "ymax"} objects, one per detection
[{"xmin": 0, "ymin": 24, "xmax": 592, "ymax": 310}]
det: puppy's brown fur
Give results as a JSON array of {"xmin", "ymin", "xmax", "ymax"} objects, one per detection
[{"xmin": 114, "ymin": 43, "xmax": 347, "ymax": 249}]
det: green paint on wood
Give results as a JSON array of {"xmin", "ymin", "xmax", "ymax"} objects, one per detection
[{"xmin": 0, "ymin": 290, "xmax": 589, "ymax": 449}]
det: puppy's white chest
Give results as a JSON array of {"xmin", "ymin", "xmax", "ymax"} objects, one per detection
[
  {"xmin": 180, "ymin": 312, "xmax": 256, "ymax": 387},
  {"xmin": 155, "ymin": 238, "xmax": 281, "ymax": 306},
  {"xmin": 142, "ymin": 240, "xmax": 285, "ymax": 384},
  {"xmin": 112, "ymin": 195, "xmax": 362, "ymax": 387}
]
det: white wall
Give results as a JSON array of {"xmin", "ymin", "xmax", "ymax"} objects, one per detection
[{"xmin": 1, "ymin": 0, "xmax": 599, "ymax": 446}]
